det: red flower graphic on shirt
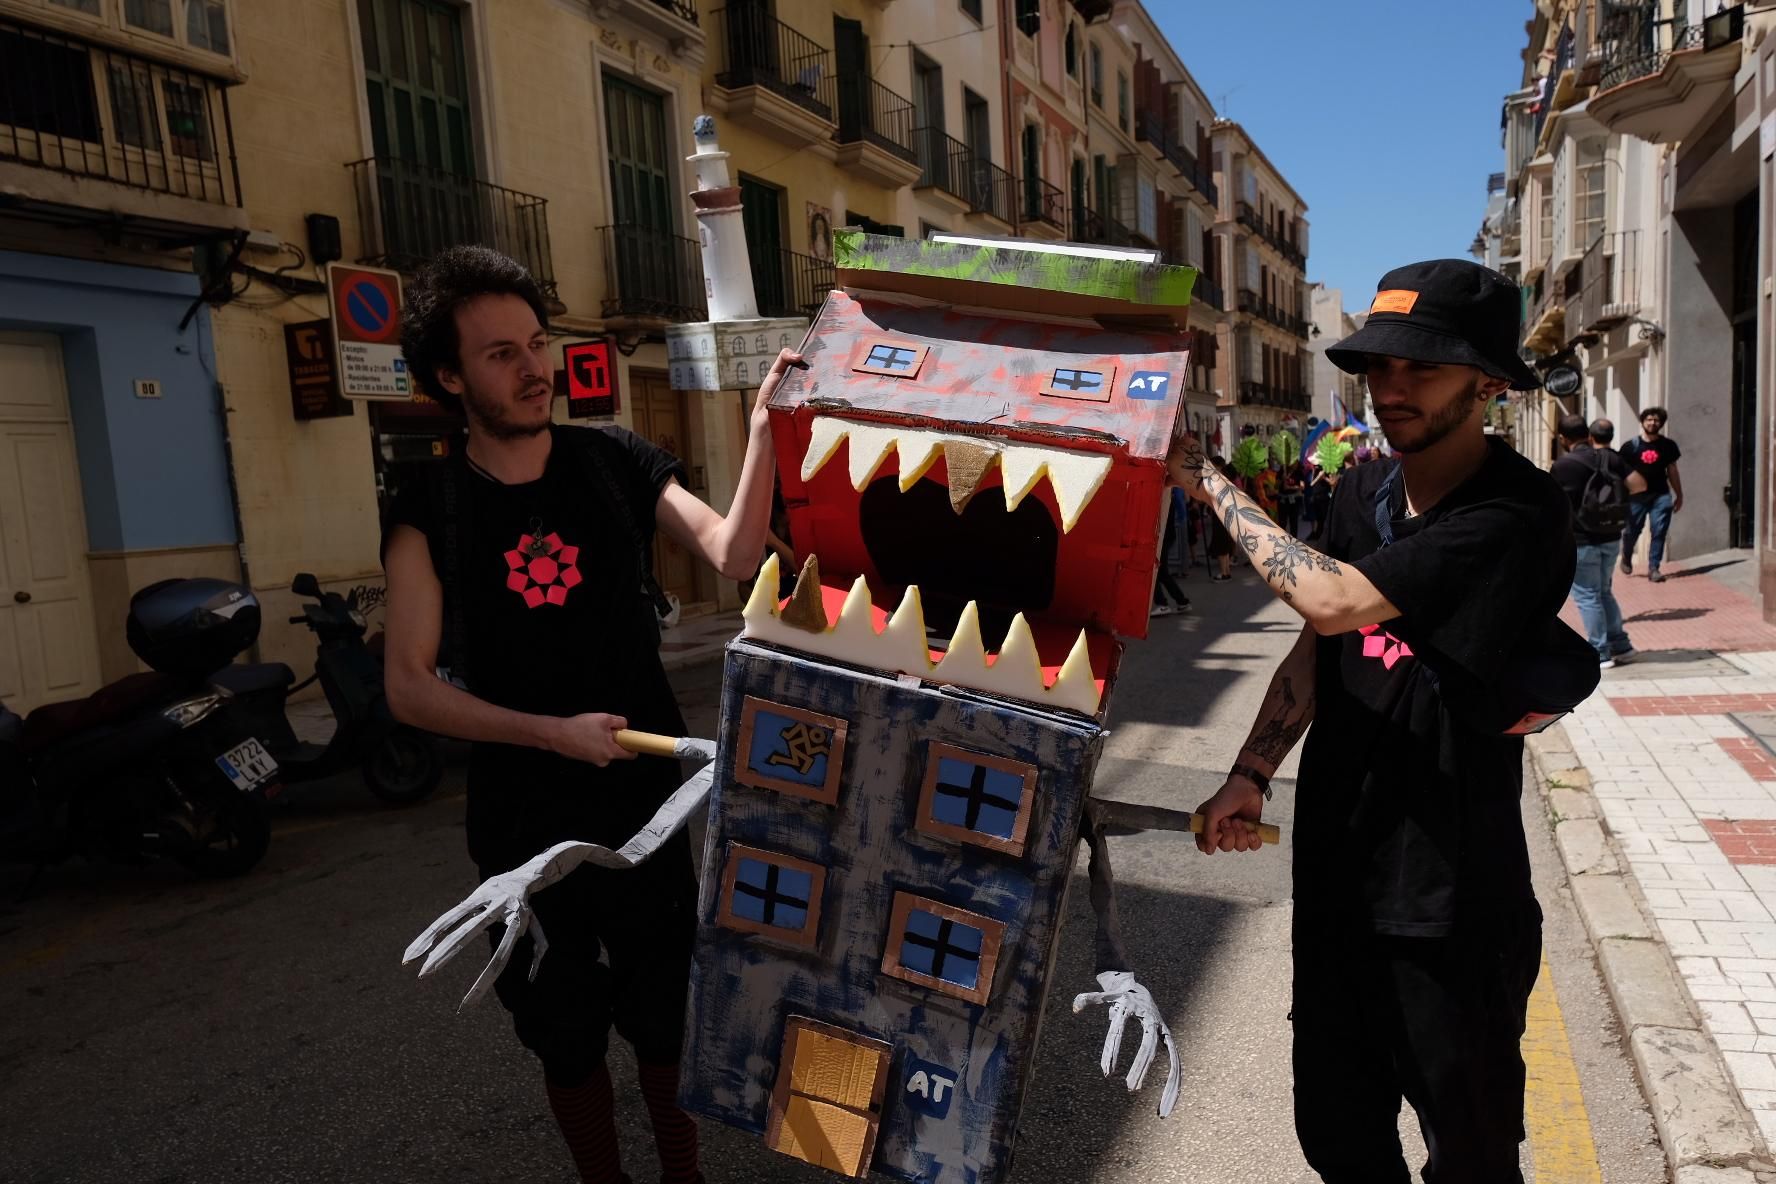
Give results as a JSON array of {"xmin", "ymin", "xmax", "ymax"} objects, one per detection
[
  {"xmin": 1358, "ymin": 624, "xmax": 1414, "ymax": 669},
  {"xmin": 1640, "ymin": 449, "xmax": 1659, "ymax": 465},
  {"xmin": 504, "ymin": 531, "xmax": 582, "ymax": 609}
]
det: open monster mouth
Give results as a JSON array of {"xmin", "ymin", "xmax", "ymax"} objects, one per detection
[{"xmin": 743, "ymin": 231, "xmax": 1197, "ymax": 719}]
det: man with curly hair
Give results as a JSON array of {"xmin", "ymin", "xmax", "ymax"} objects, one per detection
[
  {"xmin": 1167, "ymin": 259, "xmax": 1576, "ymax": 1184},
  {"xmin": 381, "ymin": 245, "xmax": 793, "ymax": 1184}
]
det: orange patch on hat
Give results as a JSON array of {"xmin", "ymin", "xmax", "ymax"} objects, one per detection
[{"xmin": 1370, "ymin": 290, "xmax": 1420, "ymax": 315}]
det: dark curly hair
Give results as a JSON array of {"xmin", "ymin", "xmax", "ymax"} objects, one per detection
[{"xmin": 400, "ymin": 245, "xmax": 551, "ymax": 414}]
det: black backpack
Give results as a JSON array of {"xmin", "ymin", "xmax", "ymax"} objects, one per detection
[{"xmin": 1575, "ymin": 450, "xmax": 1629, "ymax": 536}]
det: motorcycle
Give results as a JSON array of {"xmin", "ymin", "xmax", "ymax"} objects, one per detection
[
  {"xmin": 0, "ymin": 579, "xmax": 278, "ymax": 883},
  {"xmin": 211, "ymin": 573, "xmax": 442, "ymax": 806}
]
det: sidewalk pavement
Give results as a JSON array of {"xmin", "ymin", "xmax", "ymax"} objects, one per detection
[{"xmin": 1537, "ymin": 549, "xmax": 1776, "ymax": 1181}]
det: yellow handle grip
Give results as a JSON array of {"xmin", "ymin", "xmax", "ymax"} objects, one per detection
[
  {"xmin": 614, "ymin": 729, "xmax": 680, "ymax": 758},
  {"xmin": 1189, "ymin": 813, "xmax": 1283, "ymax": 846}
]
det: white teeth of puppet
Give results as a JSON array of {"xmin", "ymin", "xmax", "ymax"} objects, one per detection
[
  {"xmin": 797, "ymin": 417, "xmax": 1112, "ymax": 534},
  {"xmin": 740, "ymin": 566, "xmax": 1101, "ymax": 715}
]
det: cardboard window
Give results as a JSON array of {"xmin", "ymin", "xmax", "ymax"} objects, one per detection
[
  {"xmin": 717, "ymin": 843, "xmax": 826, "ymax": 948},
  {"xmin": 880, "ymin": 891, "xmax": 1006, "ymax": 1006},
  {"xmin": 1040, "ymin": 364, "xmax": 1116, "ymax": 402},
  {"xmin": 849, "ymin": 336, "xmax": 931, "ymax": 379},
  {"xmin": 764, "ymin": 1018, "xmax": 892, "ymax": 1178},
  {"xmin": 915, "ymin": 742, "xmax": 1037, "ymax": 857},
  {"xmin": 737, "ymin": 696, "xmax": 848, "ymax": 805}
]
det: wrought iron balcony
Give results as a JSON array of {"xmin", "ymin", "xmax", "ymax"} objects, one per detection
[
  {"xmin": 1597, "ymin": 4, "xmax": 1702, "ymax": 91},
  {"xmin": 1570, "ymin": 229, "xmax": 1640, "ymax": 336},
  {"xmin": 1239, "ymin": 380, "xmax": 1309, "ymax": 412},
  {"xmin": 1021, "ymin": 174, "xmax": 1065, "ymax": 233},
  {"xmin": 966, "ymin": 154, "xmax": 1015, "ymax": 225},
  {"xmin": 836, "ymin": 76, "xmax": 917, "ymax": 162},
  {"xmin": 914, "ymin": 127, "xmax": 1011, "ymax": 223},
  {"xmin": 598, "ymin": 223, "xmax": 706, "ymax": 323},
  {"xmin": 348, "ymin": 157, "xmax": 557, "ymax": 299},
  {"xmin": 1073, "ymin": 205, "xmax": 1133, "ymax": 247},
  {"xmin": 714, "ymin": 4, "xmax": 835, "ymax": 124},
  {"xmin": 753, "ymin": 245, "xmax": 834, "ymax": 319},
  {"xmin": 1194, "ymin": 276, "xmax": 1223, "ymax": 311},
  {"xmin": 1135, "ymin": 108, "xmax": 1166, "ymax": 155},
  {"xmin": 646, "ymin": 0, "xmax": 698, "ymax": 24},
  {"xmin": 0, "ymin": 15, "xmax": 243, "ymax": 239}
]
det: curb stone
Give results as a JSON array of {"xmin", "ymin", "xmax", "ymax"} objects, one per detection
[{"xmin": 1527, "ymin": 725, "xmax": 1776, "ymax": 1181}]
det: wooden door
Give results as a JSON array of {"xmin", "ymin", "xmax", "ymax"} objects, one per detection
[
  {"xmin": 630, "ymin": 373, "xmax": 699, "ymax": 607},
  {"xmin": 0, "ymin": 332, "xmax": 101, "ymax": 715}
]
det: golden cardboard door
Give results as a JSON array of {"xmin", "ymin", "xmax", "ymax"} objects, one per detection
[{"xmin": 765, "ymin": 1018, "xmax": 892, "ymax": 1178}]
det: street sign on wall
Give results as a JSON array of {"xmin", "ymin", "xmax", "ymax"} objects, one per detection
[
  {"xmin": 563, "ymin": 339, "xmax": 619, "ymax": 419},
  {"xmin": 284, "ymin": 320, "xmax": 353, "ymax": 420},
  {"xmin": 326, "ymin": 262, "xmax": 410, "ymax": 400}
]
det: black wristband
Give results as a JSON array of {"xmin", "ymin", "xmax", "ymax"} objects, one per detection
[{"xmin": 1230, "ymin": 762, "xmax": 1273, "ymax": 801}]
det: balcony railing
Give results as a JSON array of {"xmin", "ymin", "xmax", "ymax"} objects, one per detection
[
  {"xmin": 714, "ymin": 4, "xmax": 835, "ymax": 123},
  {"xmin": 349, "ymin": 157, "xmax": 557, "ymax": 299},
  {"xmin": 1135, "ymin": 108, "xmax": 1166, "ymax": 152},
  {"xmin": 1194, "ymin": 276, "xmax": 1223, "ymax": 311},
  {"xmin": 837, "ymin": 76, "xmax": 917, "ymax": 162},
  {"xmin": 598, "ymin": 223, "xmax": 706, "ymax": 322},
  {"xmin": 1235, "ymin": 287, "xmax": 1308, "ymax": 337},
  {"xmin": 1074, "ymin": 205, "xmax": 1133, "ymax": 247},
  {"xmin": 1596, "ymin": 4, "xmax": 1716, "ymax": 92},
  {"xmin": 753, "ymin": 245, "xmax": 834, "ymax": 318},
  {"xmin": 0, "ymin": 16, "xmax": 242, "ymax": 217},
  {"xmin": 1571, "ymin": 229, "xmax": 1640, "ymax": 334},
  {"xmin": 915, "ymin": 127, "xmax": 1012, "ymax": 222},
  {"xmin": 1021, "ymin": 174, "xmax": 1065, "ymax": 232},
  {"xmin": 646, "ymin": 0, "xmax": 699, "ymax": 23},
  {"xmin": 1239, "ymin": 381, "xmax": 1310, "ymax": 412}
]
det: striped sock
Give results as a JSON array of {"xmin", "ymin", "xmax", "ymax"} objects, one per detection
[
  {"xmin": 636, "ymin": 1060, "xmax": 701, "ymax": 1184},
  {"xmin": 545, "ymin": 1065, "xmax": 625, "ymax": 1184}
]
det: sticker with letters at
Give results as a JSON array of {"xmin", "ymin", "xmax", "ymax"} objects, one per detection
[
  {"xmin": 902, "ymin": 1058, "xmax": 959, "ymax": 1119},
  {"xmin": 1126, "ymin": 370, "xmax": 1173, "ymax": 401}
]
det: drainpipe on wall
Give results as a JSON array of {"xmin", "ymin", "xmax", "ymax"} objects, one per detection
[{"xmin": 210, "ymin": 376, "xmax": 261, "ymax": 665}]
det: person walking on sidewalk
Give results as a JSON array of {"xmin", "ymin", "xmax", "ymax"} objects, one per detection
[
  {"xmin": 1152, "ymin": 490, "xmax": 1192, "ymax": 616},
  {"xmin": 381, "ymin": 246, "xmax": 790, "ymax": 1184},
  {"xmin": 1619, "ymin": 406, "xmax": 1683, "ymax": 582},
  {"xmin": 1172, "ymin": 259, "xmax": 1592, "ymax": 1184},
  {"xmin": 1552, "ymin": 415, "xmax": 1635, "ymax": 668}
]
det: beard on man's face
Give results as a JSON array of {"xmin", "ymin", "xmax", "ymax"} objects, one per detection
[
  {"xmin": 461, "ymin": 377, "xmax": 550, "ymax": 442},
  {"xmin": 1380, "ymin": 374, "xmax": 1484, "ymax": 455}
]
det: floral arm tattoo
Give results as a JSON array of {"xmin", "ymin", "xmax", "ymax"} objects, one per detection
[{"xmin": 1237, "ymin": 628, "xmax": 1318, "ymax": 775}]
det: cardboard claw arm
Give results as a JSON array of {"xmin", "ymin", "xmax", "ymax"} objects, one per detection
[{"xmin": 403, "ymin": 762, "xmax": 715, "ymax": 1010}]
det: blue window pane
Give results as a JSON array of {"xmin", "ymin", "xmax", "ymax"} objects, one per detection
[
  {"xmin": 901, "ymin": 908, "xmax": 983, "ymax": 990},
  {"xmin": 931, "ymin": 757, "xmax": 1025, "ymax": 841},
  {"xmin": 747, "ymin": 709, "xmax": 834, "ymax": 789},
  {"xmin": 733, "ymin": 856, "xmax": 813, "ymax": 931},
  {"xmin": 865, "ymin": 343, "xmax": 919, "ymax": 372},
  {"xmin": 1050, "ymin": 368, "xmax": 1104, "ymax": 394}
]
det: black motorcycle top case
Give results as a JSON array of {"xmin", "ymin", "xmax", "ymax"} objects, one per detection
[{"xmin": 127, "ymin": 579, "xmax": 262, "ymax": 678}]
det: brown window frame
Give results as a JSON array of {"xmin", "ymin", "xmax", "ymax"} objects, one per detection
[
  {"xmin": 915, "ymin": 742, "xmax": 1037, "ymax": 857},
  {"xmin": 764, "ymin": 1017, "xmax": 893, "ymax": 1176},
  {"xmin": 880, "ymin": 891, "xmax": 1006, "ymax": 1006},
  {"xmin": 1039, "ymin": 363, "xmax": 1116, "ymax": 402},
  {"xmin": 736, "ymin": 695, "xmax": 849, "ymax": 806},
  {"xmin": 848, "ymin": 336, "xmax": 931, "ymax": 379},
  {"xmin": 716, "ymin": 842, "xmax": 827, "ymax": 949}
]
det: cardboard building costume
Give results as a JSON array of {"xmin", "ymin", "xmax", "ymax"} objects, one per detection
[{"xmin": 406, "ymin": 119, "xmax": 1245, "ymax": 1184}]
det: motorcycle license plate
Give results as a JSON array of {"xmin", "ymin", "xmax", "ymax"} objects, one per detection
[{"xmin": 215, "ymin": 738, "xmax": 279, "ymax": 793}]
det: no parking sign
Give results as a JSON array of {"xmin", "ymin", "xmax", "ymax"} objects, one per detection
[{"xmin": 326, "ymin": 262, "xmax": 410, "ymax": 400}]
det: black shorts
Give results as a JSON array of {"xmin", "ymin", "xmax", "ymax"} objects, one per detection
[{"xmin": 484, "ymin": 832, "xmax": 697, "ymax": 1087}]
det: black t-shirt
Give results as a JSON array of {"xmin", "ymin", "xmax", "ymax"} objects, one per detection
[
  {"xmin": 1551, "ymin": 442, "xmax": 1633, "ymax": 544},
  {"xmin": 1295, "ymin": 440, "xmax": 1574, "ymax": 937},
  {"xmin": 382, "ymin": 425, "xmax": 688, "ymax": 873},
  {"xmin": 1620, "ymin": 435, "xmax": 1681, "ymax": 498}
]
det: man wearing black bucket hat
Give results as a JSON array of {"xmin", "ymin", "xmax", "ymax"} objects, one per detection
[{"xmin": 1167, "ymin": 259, "xmax": 1596, "ymax": 1183}]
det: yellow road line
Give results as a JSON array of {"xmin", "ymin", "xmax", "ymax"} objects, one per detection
[{"xmin": 1523, "ymin": 951, "xmax": 1603, "ymax": 1183}]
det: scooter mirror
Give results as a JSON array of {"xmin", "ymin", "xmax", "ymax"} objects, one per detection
[{"xmin": 291, "ymin": 573, "xmax": 322, "ymax": 599}]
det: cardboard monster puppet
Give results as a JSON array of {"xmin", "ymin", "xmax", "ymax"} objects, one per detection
[{"xmin": 406, "ymin": 223, "xmax": 1284, "ymax": 1181}]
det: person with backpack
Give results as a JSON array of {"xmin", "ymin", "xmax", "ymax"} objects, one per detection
[
  {"xmin": 1552, "ymin": 414, "xmax": 1635, "ymax": 668},
  {"xmin": 381, "ymin": 246, "xmax": 790, "ymax": 1184}
]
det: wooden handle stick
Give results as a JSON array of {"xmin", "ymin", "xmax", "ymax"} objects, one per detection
[
  {"xmin": 1090, "ymin": 798, "xmax": 1282, "ymax": 846},
  {"xmin": 614, "ymin": 730, "xmax": 718, "ymax": 762}
]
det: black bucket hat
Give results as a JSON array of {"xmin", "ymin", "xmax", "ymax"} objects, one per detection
[{"xmin": 1326, "ymin": 259, "xmax": 1540, "ymax": 391}]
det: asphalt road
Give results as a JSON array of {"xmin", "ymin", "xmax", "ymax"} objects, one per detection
[{"xmin": 0, "ymin": 568, "xmax": 1668, "ymax": 1183}]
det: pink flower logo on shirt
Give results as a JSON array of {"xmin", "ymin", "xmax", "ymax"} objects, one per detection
[
  {"xmin": 1640, "ymin": 449, "xmax": 1659, "ymax": 465},
  {"xmin": 503, "ymin": 531, "xmax": 582, "ymax": 609},
  {"xmin": 1358, "ymin": 624, "xmax": 1414, "ymax": 669}
]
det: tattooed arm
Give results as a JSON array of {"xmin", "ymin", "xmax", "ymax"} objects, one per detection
[
  {"xmin": 1166, "ymin": 434, "xmax": 1399, "ymax": 635},
  {"xmin": 1193, "ymin": 623, "xmax": 1316, "ymax": 855}
]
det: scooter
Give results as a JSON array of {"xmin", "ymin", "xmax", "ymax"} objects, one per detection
[
  {"xmin": 0, "ymin": 580, "xmax": 278, "ymax": 883},
  {"xmin": 212, "ymin": 573, "xmax": 443, "ymax": 806}
]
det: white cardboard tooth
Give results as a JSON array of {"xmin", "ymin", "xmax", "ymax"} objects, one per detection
[
  {"xmin": 894, "ymin": 431, "xmax": 946, "ymax": 492},
  {"xmin": 802, "ymin": 417, "xmax": 848, "ymax": 482},
  {"xmin": 934, "ymin": 602, "xmax": 990, "ymax": 680},
  {"xmin": 1000, "ymin": 447, "xmax": 1049, "ymax": 512},
  {"xmin": 834, "ymin": 575, "xmax": 876, "ymax": 641},
  {"xmin": 993, "ymin": 614, "xmax": 1045, "ymax": 688},
  {"xmin": 742, "ymin": 551, "xmax": 781, "ymax": 626},
  {"xmin": 1050, "ymin": 629, "xmax": 1102, "ymax": 714},
  {"xmin": 1047, "ymin": 453, "xmax": 1114, "ymax": 533},
  {"xmin": 884, "ymin": 585, "xmax": 934, "ymax": 672},
  {"xmin": 845, "ymin": 424, "xmax": 900, "ymax": 491}
]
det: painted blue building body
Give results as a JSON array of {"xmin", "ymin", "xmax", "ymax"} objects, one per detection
[{"xmin": 681, "ymin": 638, "xmax": 1105, "ymax": 1184}]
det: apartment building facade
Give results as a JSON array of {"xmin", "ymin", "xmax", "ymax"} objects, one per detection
[
  {"xmin": 1308, "ymin": 284, "xmax": 1366, "ymax": 430},
  {"xmin": 1484, "ymin": 0, "xmax": 1770, "ymax": 603}
]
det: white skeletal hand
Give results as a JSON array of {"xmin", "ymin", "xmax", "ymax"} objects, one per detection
[
  {"xmin": 402, "ymin": 762, "xmax": 713, "ymax": 1010},
  {"xmin": 1071, "ymin": 970, "xmax": 1182, "ymax": 1118}
]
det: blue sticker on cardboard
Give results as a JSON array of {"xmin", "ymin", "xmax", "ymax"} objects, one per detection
[
  {"xmin": 902, "ymin": 1058, "xmax": 959, "ymax": 1119},
  {"xmin": 1127, "ymin": 370, "xmax": 1172, "ymax": 401}
]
